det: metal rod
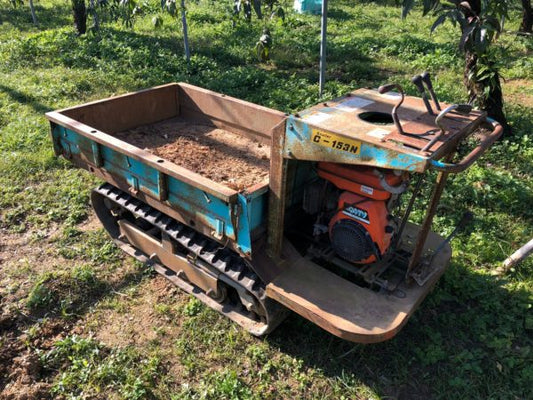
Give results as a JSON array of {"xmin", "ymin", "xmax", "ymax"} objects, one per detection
[
  {"xmin": 181, "ymin": 0, "xmax": 190, "ymax": 64},
  {"xmin": 421, "ymin": 103, "xmax": 473, "ymax": 153},
  {"xmin": 429, "ymin": 118, "xmax": 503, "ymax": 173},
  {"xmin": 378, "ymin": 83, "xmax": 405, "ymax": 135},
  {"xmin": 406, "ymin": 153, "xmax": 454, "ymax": 281},
  {"xmin": 267, "ymin": 120, "xmax": 289, "ymax": 261},
  {"xmin": 29, "ymin": 0, "xmax": 38, "ymax": 26},
  {"xmin": 503, "ymin": 238, "xmax": 533, "ymax": 269},
  {"xmin": 411, "ymin": 75, "xmax": 434, "ymax": 115},
  {"xmin": 427, "ymin": 211, "xmax": 473, "ymax": 265},
  {"xmin": 421, "ymin": 72, "xmax": 441, "ymax": 111},
  {"xmin": 393, "ymin": 174, "xmax": 424, "ymax": 250},
  {"xmin": 319, "ymin": 0, "xmax": 328, "ymax": 98}
]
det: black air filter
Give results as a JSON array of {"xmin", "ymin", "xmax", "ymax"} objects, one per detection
[{"xmin": 330, "ymin": 219, "xmax": 374, "ymax": 263}]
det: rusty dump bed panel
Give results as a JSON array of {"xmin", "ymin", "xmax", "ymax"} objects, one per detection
[{"xmin": 46, "ymin": 83, "xmax": 287, "ymax": 257}]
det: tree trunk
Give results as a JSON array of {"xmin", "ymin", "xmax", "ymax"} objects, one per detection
[
  {"xmin": 520, "ymin": 0, "xmax": 532, "ymax": 33},
  {"xmin": 29, "ymin": 0, "xmax": 38, "ymax": 25},
  {"xmin": 464, "ymin": 50, "xmax": 511, "ymax": 136},
  {"xmin": 89, "ymin": 0, "xmax": 99, "ymax": 31},
  {"xmin": 181, "ymin": 0, "xmax": 190, "ymax": 64},
  {"xmin": 252, "ymin": 0, "xmax": 262, "ymax": 18},
  {"xmin": 72, "ymin": 0, "xmax": 87, "ymax": 35}
]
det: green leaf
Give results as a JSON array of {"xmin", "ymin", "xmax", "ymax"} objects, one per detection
[
  {"xmin": 422, "ymin": 0, "xmax": 438, "ymax": 16},
  {"xmin": 431, "ymin": 14, "xmax": 446, "ymax": 33}
]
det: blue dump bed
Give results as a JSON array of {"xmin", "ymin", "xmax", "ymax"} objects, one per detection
[{"xmin": 46, "ymin": 83, "xmax": 287, "ymax": 258}]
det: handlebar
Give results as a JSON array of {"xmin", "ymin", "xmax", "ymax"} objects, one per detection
[
  {"xmin": 435, "ymin": 104, "xmax": 473, "ymax": 134},
  {"xmin": 429, "ymin": 117, "xmax": 502, "ymax": 173}
]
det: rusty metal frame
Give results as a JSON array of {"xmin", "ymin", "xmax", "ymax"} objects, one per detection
[
  {"xmin": 406, "ymin": 118, "xmax": 503, "ymax": 278},
  {"xmin": 429, "ymin": 118, "xmax": 503, "ymax": 173},
  {"xmin": 406, "ymin": 152, "xmax": 454, "ymax": 279},
  {"xmin": 118, "ymin": 219, "xmax": 221, "ymax": 297},
  {"xmin": 267, "ymin": 119, "xmax": 289, "ymax": 260}
]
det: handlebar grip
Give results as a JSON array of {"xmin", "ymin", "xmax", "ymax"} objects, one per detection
[{"xmin": 378, "ymin": 84, "xmax": 397, "ymax": 94}]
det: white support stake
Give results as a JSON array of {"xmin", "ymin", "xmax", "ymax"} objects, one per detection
[
  {"xmin": 503, "ymin": 238, "xmax": 533, "ymax": 269},
  {"xmin": 181, "ymin": 0, "xmax": 190, "ymax": 64},
  {"xmin": 319, "ymin": 0, "xmax": 328, "ymax": 98}
]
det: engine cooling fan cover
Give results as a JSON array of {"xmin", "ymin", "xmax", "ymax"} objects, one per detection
[{"xmin": 330, "ymin": 219, "xmax": 375, "ymax": 263}]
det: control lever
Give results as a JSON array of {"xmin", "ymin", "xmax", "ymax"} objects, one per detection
[
  {"xmin": 421, "ymin": 71, "xmax": 441, "ymax": 111},
  {"xmin": 430, "ymin": 211, "xmax": 474, "ymax": 263},
  {"xmin": 411, "ymin": 211, "xmax": 474, "ymax": 286},
  {"xmin": 435, "ymin": 104, "xmax": 472, "ymax": 134},
  {"xmin": 421, "ymin": 103, "xmax": 473, "ymax": 152},
  {"xmin": 378, "ymin": 83, "xmax": 405, "ymax": 135},
  {"xmin": 411, "ymin": 74, "xmax": 434, "ymax": 115}
]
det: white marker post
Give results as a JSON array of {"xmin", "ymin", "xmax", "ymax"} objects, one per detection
[{"xmin": 319, "ymin": 0, "xmax": 328, "ymax": 98}]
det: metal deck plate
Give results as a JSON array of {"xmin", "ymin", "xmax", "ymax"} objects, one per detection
[
  {"xmin": 266, "ymin": 223, "xmax": 451, "ymax": 343},
  {"xmin": 287, "ymin": 89, "xmax": 486, "ymax": 170}
]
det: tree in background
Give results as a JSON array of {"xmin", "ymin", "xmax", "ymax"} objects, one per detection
[
  {"xmin": 154, "ymin": 0, "xmax": 190, "ymax": 63},
  {"xmin": 28, "ymin": 0, "xmax": 37, "ymax": 25},
  {"xmin": 232, "ymin": 0, "xmax": 285, "ymax": 23},
  {"xmin": 403, "ymin": 0, "xmax": 511, "ymax": 134},
  {"xmin": 72, "ymin": 0, "xmax": 87, "ymax": 34},
  {"xmin": 88, "ymin": 0, "xmax": 99, "ymax": 30},
  {"xmin": 521, "ymin": 0, "xmax": 532, "ymax": 33},
  {"xmin": 233, "ymin": 0, "xmax": 263, "ymax": 24},
  {"xmin": 4, "ymin": 0, "xmax": 38, "ymax": 25}
]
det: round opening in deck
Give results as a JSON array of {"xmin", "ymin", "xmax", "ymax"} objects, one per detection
[
  {"xmin": 157, "ymin": 159, "xmax": 164, "ymax": 163},
  {"xmin": 358, "ymin": 111, "xmax": 394, "ymax": 125}
]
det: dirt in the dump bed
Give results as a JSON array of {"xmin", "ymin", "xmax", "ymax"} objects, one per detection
[{"xmin": 114, "ymin": 118, "xmax": 270, "ymax": 191}]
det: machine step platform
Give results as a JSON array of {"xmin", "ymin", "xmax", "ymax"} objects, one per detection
[{"xmin": 266, "ymin": 224, "xmax": 451, "ymax": 343}]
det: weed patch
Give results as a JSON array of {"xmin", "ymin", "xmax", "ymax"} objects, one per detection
[
  {"xmin": 26, "ymin": 268, "xmax": 108, "ymax": 317},
  {"xmin": 41, "ymin": 335, "xmax": 162, "ymax": 399}
]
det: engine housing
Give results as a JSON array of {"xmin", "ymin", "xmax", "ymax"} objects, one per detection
[
  {"xmin": 329, "ymin": 192, "xmax": 393, "ymax": 264},
  {"xmin": 315, "ymin": 162, "xmax": 403, "ymax": 264}
]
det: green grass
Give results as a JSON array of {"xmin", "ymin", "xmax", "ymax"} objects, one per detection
[
  {"xmin": 0, "ymin": 0, "xmax": 531, "ymax": 399},
  {"xmin": 40, "ymin": 335, "xmax": 163, "ymax": 399}
]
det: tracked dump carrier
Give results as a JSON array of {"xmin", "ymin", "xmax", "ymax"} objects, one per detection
[{"xmin": 47, "ymin": 82, "xmax": 501, "ymax": 342}]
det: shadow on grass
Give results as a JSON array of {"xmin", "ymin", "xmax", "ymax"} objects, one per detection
[
  {"xmin": 0, "ymin": 257, "xmax": 155, "ymax": 392},
  {"xmin": 0, "ymin": 84, "xmax": 51, "ymax": 114},
  {"xmin": 266, "ymin": 266, "xmax": 532, "ymax": 399},
  {"xmin": 5, "ymin": 24, "xmax": 383, "ymax": 91},
  {"xmin": 326, "ymin": 8, "xmax": 353, "ymax": 21},
  {"xmin": 0, "ymin": 3, "xmax": 71, "ymax": 30}
]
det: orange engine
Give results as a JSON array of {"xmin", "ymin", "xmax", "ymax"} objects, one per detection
[{"xmin": 316, "ymin": 162, "xmax": 403, "ymax": 264}]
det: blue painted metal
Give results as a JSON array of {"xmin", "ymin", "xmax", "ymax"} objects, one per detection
[
  {"xmin": 242, "ymin": 185, "xmax": 269, "ymax": 236},
  {"xmin": 429, "ymin": 159, "xmax": 447, "ymax": 169},
  {"xmin": 284, "ymin": 116, "xmax": 430, "ymax": 172},
  {"xmin": 52, "ymin": 125, "xmax": 265, "ymax": 256}
]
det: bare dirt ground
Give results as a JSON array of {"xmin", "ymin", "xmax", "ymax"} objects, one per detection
[
  {"xmin": 0, "ymin": 223, "xmax": 71, "ymax": 400},
  {"xmin": 114, "ymin": 118, "xmax": 271, "ymax": 191},
  {"xmin": 503, "ymin": 79, "xmax": 533, "ymax": 108},
  {"xmin": 0, "ymin": 213, "xmax": 191, "ymax": 399},
  {"xmin": 90, "ymin": 276, "xmax": 183, "ymax": 348}
]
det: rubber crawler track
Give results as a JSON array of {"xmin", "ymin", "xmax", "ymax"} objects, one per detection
[{"xmin": 91, "ymin": 183, "xmax": 288, "ymax": 336}]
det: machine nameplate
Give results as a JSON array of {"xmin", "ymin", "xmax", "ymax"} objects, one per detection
[
  {"xmin": 342, "ymin": 206, "xmax": 370, "ymax": 224},
  {"xmin": 311, "ymin": 129, "xmax": 361, "ymax": 155}
]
